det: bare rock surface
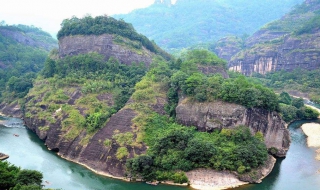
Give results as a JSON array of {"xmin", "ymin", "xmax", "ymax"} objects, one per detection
[
  {"xmin": 59, "ymin": 34, "xmax": 154, "ymax": 66},
  {"xmin": 176, "ymin": 98, "xmax": 290, "ymax": 157}
]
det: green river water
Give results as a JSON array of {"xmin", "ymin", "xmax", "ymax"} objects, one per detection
[{"xmin": 1, "ymin": 116, "xmax": 320, "ymax": 190}]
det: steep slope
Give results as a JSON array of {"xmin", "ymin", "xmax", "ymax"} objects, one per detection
[
  {"xmin": 114, "ymin": 0, "xmax": 303, "ymax": 51},
  {"xmin": 228, "ymin": 0, "xmax": 320, "ymax": 75},
  {"xmin": 0, "ymin": 24, "xmax": 57, "ymax": 110},
  {"xmin": 23, "ymin": 16, "xmax": 170, "ymax": 178}
]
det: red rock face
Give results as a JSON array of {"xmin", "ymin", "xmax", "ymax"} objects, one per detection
[{"xmin": 58, "ymin": 34, "xmax": 154, "ymax": 67}]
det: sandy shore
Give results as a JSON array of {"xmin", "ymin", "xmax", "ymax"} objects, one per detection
[
  {"xmin": 301, "ymin": 123, "xmax": 320, "ymax": 160},
  {"xmin": 186, "ymin": 169, "xmax": 248, "ymax": 190}
]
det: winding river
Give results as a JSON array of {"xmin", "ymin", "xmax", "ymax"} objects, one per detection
[{"xmin": 1, "ymin": 114, "xmax": 320, "ymax": 190}]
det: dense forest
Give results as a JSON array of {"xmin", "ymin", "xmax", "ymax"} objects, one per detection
[
  {"xmin": 115, "ymin": 0, "xmax": 303, "ymax": 51},
  {"xmin": 0, "ymin": 24, "xmax": 57, "ymax": 103}
]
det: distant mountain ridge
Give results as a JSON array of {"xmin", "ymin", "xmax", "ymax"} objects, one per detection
[
  {"xmin": 225, "ymin": 0, "xmax": 320, "ymax": 75},
  {"xmin": 114, "ymin": 0, "xmax": 303, "ymax": 51}
]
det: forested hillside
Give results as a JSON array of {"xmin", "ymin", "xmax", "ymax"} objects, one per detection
[
  {"xmin": 114, "ymin": 0, "xmax": 303, "ymax": 51},
  {"xmin": 0, "ymin": 24, "xmax": 57, "ymax": 103}
]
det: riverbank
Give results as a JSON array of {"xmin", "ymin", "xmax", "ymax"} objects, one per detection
[
  {"xmin": 186, "ymin": 169, "xmax": 248, "ymax": 190},
  {"xmin": 301, "ymin": 123, "xmax": 320, "ymax": 160},
  {"xmin": 186, "ymin": 155, "xmax": 276, "ymax": 190}
]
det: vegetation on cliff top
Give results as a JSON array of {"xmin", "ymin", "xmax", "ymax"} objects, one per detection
[
  {"xmin": 0, "ymin": 24, "xmax": 57, "ymax": 103},
  {"xmin": 57, "ymin": 15, "xmax": 171, "ymax": 60}
]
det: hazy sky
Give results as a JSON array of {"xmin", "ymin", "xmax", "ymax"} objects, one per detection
[{"xmin": 0, "ymin": 0, "xmax": 156, "ymax": 37}]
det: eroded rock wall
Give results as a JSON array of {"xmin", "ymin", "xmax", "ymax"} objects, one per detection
[
  {"xmin": 58, "ymin": 34, "xmax": 153, "ymax": 66},
  {"xmin": 176, "ymin": 98, "xmax": 290, "ymax": 157}
]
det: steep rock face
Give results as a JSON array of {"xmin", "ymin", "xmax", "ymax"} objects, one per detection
[
  {"xmin": 229, "ymin": 30, "xmax": 320, "ymax": 75},
  {"xmin": 58, "ymin": 34, "xmax": 154, "ymax": 66},
  {"xmin": 176, "ymin": 98, "xmax": 290, "ymax": 157},
  {"xmin": 23, "ymin": 84, "xmax": 167, "ymax": 177},
  {"xmin": 24, "ymin": 90, "xmax": 148, "ymax": 177},
  {"xmin": 0, "ymin": 102, "xmax": 22, "ymax": 118}
]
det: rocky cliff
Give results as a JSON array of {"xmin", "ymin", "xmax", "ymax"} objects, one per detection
[
  {"xmin": 176, "ymin": 98, "xmax": 290, "ymax": 157},
  {"xmin": 0, "ymin": 102, "xmax": 22, "ymax": 118},
  {"xmin": 58, "ymin": 34, "xmax": 154, "ymax": 66},
  {"xmin": 223, "ymin": 0, "xmax": 320, "ymax": 75},
  {"xmin": 23, "ymin": 87, "xmax": 155, "ymax": 177}
]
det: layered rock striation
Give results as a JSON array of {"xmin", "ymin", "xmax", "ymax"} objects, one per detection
[
  {"xmin": 176, "ymin": 98, "xmax": 290, "ymax": 157},
  {"xmin": 58, "ymin": 34, "xmax": 154, "ymax": 66}
]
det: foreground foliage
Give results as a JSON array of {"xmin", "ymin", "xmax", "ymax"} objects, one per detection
[{"xmin": 0, "ymin": 161, "xmax": 43, "ymax": 190}]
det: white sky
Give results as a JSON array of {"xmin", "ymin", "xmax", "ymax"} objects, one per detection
[{"xmin": 0, "ymin": 0, "xmax": 156, "ymax": 37}]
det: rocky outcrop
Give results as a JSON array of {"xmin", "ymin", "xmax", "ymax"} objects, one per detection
[
  {"xmin": 0, "ymin": 102, "xmax": 22, "ymax": 118},
  {"xmin": 23, "ymin": 85, "xmax": 167, "ymax": 178},
  {"xmin": 176, "ymin": 98, "xmax": 290, "ymax": 157},
  {"xmin": 24, "ymin": 95, "xmax": 147, "ymax": 177},
  {"xmin": 58, "ymin": 34, "xmax": 154, "ymax": 66},
  {"xmin": 0, "ymin": 153, "xmax": 9, "ymax": 160}
]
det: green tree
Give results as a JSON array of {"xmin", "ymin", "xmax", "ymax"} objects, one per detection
[
  {"xmin": 292, "ymin": 98, "xmax": 304, "ymax": 108},
  {"xmin": 16, "ymin": 170, "xmax": 43, "ymax": 186},
  {"xmin": 279, "ymin": 92, "xmax": 292, "ymax": 105}
]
